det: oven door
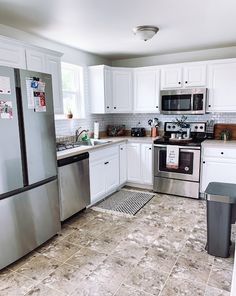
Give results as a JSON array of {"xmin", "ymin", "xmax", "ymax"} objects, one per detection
[{"xmin": 154, "ymin": 145, "xmax": 201, "ymax": 182}]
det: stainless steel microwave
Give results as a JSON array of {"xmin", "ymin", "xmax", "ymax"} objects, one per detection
[{"xmin": 160, "ymin": 88, "xmax": 207, "ymax": 115}]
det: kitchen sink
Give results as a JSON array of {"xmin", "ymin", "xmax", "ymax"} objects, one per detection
[{"xmin": 75, "ymin": 139, "xmax": 112, "ymax": 146}]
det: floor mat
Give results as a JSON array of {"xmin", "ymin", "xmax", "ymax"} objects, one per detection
[{"xmin": 92, "ymin": 189, "xmax": 155, "ymax": 216}]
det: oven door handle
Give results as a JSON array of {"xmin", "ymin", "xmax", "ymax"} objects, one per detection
[{"xmin": 154, "ymin": 144, "xmax": 200, "ymax": 150}]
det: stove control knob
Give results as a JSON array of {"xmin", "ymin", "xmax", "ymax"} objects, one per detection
[
  {"xmin": 173, "ymin": 126, "xmax": 176, "ymax": 129},
  {"xmin": 200, "ymin": 126, "xmax": 203, "ymax": 129},
  {"xmin": 195, "ymin": 126, "xmax": 198, "ymax": 129},
  {"xmin": 185, "ymin": 167, "xmax": 189, "ymax": 171},
  {"xmin": 168, "ymin": 125, "xmax": 171, "ymax": 129}
]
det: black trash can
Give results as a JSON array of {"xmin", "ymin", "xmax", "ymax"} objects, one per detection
[{"xmin": 205, "ymin": 182, "xmax": 236, "ymax": 258}]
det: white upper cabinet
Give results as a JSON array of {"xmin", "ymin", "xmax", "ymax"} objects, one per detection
[
  {"xmin": 46, "ymin": 55, "xmax": 63, "ymax": 114},
  {"xmin": 134, "ymin": 67, "xmax": 160, "ymax": 113},
  {"xmin": 89, "ymin": 65, "xmax": 113, "ymax": 114},
  {"xmin": 112, "ymin": 68, "xmax": 133, "ymax": 113},
  {"xmin": 0, "ymin": 38, "xmax": 26, "ymax": 69},
  {"xmin": 207, "ymin": 60, "xmax": 236, "ymax": 112},
  {"xmin": 183, "ymin": 64, "xmax": 207, "ymax": 87},
  {"xmin": 0, "ymin": 35, "xmax": 63, "ymax": 115},
  {"xmin": 161, "ymin": 66, "xmax": 182, "ymax": 89},
  {"xmin": 89, "ymin": 66, "xmax": 133, "ymax": 113},
  {"xmin": 161, "ymin": 63, "xmax": 207, "ymax": 89},
  {"xmin": 26, "ymin": 49, "xmax": 46, "ymax": 72},
  {"xmin": 26, "ymin": 49, "xmax": 63, "ymax": 115}
]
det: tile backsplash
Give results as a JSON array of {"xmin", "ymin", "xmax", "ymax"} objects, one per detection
[{"xmin": 55, "ymin": 113, "xmax": 236, "ymax": 136}]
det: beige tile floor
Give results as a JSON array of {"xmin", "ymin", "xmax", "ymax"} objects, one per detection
[{"xmin": 0, "ymin": 191, "xmax": 234, "ymax": 295}]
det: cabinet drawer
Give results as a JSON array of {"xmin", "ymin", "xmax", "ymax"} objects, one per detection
[
  {"xmin": 89, "ymin": 145, "xmax": 119, "ymax": 162},
  {"xmin": 203, "ymin": 147, "xmax": 236, "ymax": 159}
]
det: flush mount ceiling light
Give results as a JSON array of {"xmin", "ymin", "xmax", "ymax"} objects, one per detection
[{"xmin": 133, "ymin": 25, "xmax": 159, "ymax": 41}]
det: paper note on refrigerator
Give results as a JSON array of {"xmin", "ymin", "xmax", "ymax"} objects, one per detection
[
  {"xmin": 0, "ymin": 76, "xmax": 11, "ymax": 94},
  {"xmin": 0, "ymin": 100, "xmax": 13, "ymax": 119},
  {"xmin": 26, "ymin": 79, "xmax": 35, "ymax": 109},
  {"xmin": 34, "ymin": 91, "xmax": 46, "ymax": 112}
]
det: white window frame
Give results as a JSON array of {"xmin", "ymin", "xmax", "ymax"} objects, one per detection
[{"xmin": 60, "ymin": 62, "xmax": 85, "ymax": 119}]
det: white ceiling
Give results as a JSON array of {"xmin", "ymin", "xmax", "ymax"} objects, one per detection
[{"xmin": 0, "ymin": 0, "xmax": 236, "ymax": 60}]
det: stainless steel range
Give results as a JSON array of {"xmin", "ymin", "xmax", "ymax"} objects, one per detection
[{"xmin": 153, "ymin": 122, "xmax": 208, "ymax": 199}]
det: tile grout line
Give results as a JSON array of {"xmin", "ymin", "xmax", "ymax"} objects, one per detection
[{"xmin": 203, "ymin": 263, "xmax": 213, "ymax": 296}]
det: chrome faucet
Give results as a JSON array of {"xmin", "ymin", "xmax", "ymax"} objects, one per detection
[{"xmin": 75, "ymin": 127, "xmax": 89, "ymax": 142}]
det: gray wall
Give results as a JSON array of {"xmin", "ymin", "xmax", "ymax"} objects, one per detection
[
  {"xmin": 111, "ymin": 46, "xmax": 236, "ymax": 67},
  {"xmin": 0, "ymin": 24, "xmax": 110, "ymax": 66}
]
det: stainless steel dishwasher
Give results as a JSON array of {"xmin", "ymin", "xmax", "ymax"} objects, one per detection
[{"xmin": 58, "ymin": 152, "xmax": 90, "ymax": 221}]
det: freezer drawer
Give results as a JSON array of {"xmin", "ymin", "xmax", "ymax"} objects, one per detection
[
  {"xmin": 0, "ymin": 179, "xmax": 60, "ymax": 270},
  {"xmin": 58, "ymin": 153, "xmax": 90, "ymax": 221}
]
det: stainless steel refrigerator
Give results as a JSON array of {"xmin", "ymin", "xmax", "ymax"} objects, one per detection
[{"xmin": 0, "ymin": 66, "xmax": 60, "ymax": 270}]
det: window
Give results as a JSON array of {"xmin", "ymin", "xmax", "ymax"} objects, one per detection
[{"xmin": 61, "ymin": 62, "xmax": 85, "ymax": 118}]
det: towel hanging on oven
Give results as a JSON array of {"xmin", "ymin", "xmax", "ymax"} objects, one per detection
[{"xmin": 166, "ymin": 145, "xmax": 179, "ymax": 169}]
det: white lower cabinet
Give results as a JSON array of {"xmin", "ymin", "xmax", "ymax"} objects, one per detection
[
  {"xmin": 89, "ymin": 146, "xmax": 119, "ymax": 204},
  {"xmin": 105, "ymin": 155, "xmax": 119, "ymax": 193},
  {"xmin": 201, "ymin": 145, "xmax": 236, "ymax": 192},
  {"xmin": 119, "ymin": 143, "xmax": 127, "ymax": 185},
  {"xmin": 127, "ymin": 142, "xmax": 153, "ymax": 185},
  {"xmin": 141, "ymin": 144, "xmax": 153, "ymax": 185},
  {"xmin": 127, "ymin": 143, "xmax": 142, "ymax": 183},
  {"xmin": 89, "ymin": 159, "xmax": 107, "ymax": 204},
  {"xmin": 89, "ymin": 142, "xmax": 153, "ymax": 204}
]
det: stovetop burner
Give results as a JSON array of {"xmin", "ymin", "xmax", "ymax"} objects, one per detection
[
  {"xmin": 154, "ymin": 137, "xmax": 204, "ymax": 146},
  {"xmin": 154, "ymin": 121, "xmax": 208, "ymax": 147}
]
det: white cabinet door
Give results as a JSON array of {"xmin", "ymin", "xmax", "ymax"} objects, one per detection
[
  {"xmin": 141, "ymin": 144, "xmax": 153, "ymax": 185},
  {"xmin": 119, "ymin": 143, "xmax": 127, "ymax": 185},
  {"xmin": 134, "ymin": 68, "xmax": 160, "ymax": 113},
  {"xmin": 112, "ymin": 69, "xmax": 133, "ymax": 113},
  {"xmin": 208, "ymin": 61, "xmax": 236, "ymax": 112},
  {"xmin": 105, "ymin": 154, "xmax": 119, "ymax": 193},
  {"xmin": 26, "ymin": 49, "xmax": 46, "ymax": 72},
  {"xmin": 89, "ymin": 159, "xmax": 106, "ymax": 204},
  {"xmin": 161, "ymin": 66, "xmax": 182, "ymax": 89},
  {"xmin": 104, "ymin": 67, "xmax": 113, "ymax": 113},
  {"xmin": 46, "ymin": 55, "xmax": 63, "ymax": 114},
  {"xmin": 183, "ymin": 64, "xmax": 207, "ymax": 87},
  {"xmin": 89, "ymin": 65, "xmax": 112, "ymax": 114},
  {"xmin": 201, "ymin": 159, "xmax": 236, "ymax": 192},
  {"xmin": 0, "ymin": 42, "xmax": 26, "ymax": 69},
  {"xmin": 127, "ymin": 143, "xmax": 141, "ymax": 183}
]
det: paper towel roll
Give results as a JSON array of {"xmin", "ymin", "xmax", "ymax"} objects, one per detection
[{"xmin": 94, "ymin": 122, "xmax": 99, "ymax": 139}]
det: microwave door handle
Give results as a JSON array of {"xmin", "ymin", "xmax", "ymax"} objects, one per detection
[{"xmin": 191, "ymin": 93, "xmax": 194, "ymax": 111}]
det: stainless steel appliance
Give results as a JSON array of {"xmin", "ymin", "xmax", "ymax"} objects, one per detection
[
  {"xmin": 58, "ymin": 152, "xmax": 90, "ymax": 221},
  {"xmin": 160, "ymin": 88, "xmax": 207, "ymax": 115},
  {"xmin": 153, "ymin": 122, "xmax": 207, "ymax": 199},
  {"xmin": 0, "ymin": 66, "xmax": 60, "ymax": 270}
]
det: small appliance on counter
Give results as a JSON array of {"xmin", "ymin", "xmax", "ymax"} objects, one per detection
[
  {"xmin": 131, "ymin": 127, "xmax": 146, "ymax": 137},
  {"xmin": 107, "ymin": 125, "xmax": 126, "ymax": 137}
]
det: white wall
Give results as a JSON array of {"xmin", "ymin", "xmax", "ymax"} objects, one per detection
[{"xmin": 111, "ymin": 46, "xmax": 236, "ymax": 67}]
